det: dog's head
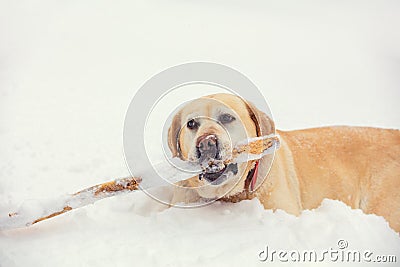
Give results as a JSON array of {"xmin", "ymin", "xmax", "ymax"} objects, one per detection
[{"xmin": 168, "ymin": 93, "xmax": 274, "ymax": 197}]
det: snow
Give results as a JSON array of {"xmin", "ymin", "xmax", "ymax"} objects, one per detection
[
  {"xmin": 1, "ymin": 198, "xmax": 399, "ymax": 266},
  {"xmin": 1, "ymin": 0, "xmax": 400, "ymax": 266}
]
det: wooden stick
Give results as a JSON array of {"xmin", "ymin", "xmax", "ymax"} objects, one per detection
[
  {"xmin": 73, "ymin": 177, "xmax": 142, "ymax": 197},
  {"xmin": 233, "ymin": 135, "xmax": 280, "ymax": 156},
  {"xmin": 6, "ymin": 177, "xmax": 142, "ymax": 228}
]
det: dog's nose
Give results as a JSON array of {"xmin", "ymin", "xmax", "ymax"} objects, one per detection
[{"xmin": 196, "ymin": 134, "xmax": 218, "ymax": 159}]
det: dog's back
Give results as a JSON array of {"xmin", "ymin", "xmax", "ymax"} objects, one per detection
[{"xmin": 278, "ymin": 126, "xmax": 400, "ymax": 231}]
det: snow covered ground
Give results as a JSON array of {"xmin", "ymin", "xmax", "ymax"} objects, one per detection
[{"xmin": 0, "ymin": 0, "xmax": 399, "ymax": 266}]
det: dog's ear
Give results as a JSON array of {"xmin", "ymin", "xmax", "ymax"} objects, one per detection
[
  {"xmin": 244, "ymin": 101, "xmax": 275, "ymax": 136},
  {"xmin": 168, "ymin": 112, "xmax": 182, "ymax": 157}
]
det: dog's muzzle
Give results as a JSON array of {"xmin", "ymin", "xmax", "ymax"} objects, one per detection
[
  {"xmin": 196, "ymin": 134, "xmax": 238, "ymax": 185},
  {"xmin": 196, "ymin": 134, "xmax": 220, "ymax": 162}
]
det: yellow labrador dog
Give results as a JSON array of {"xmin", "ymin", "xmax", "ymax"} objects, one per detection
[{"xmin": 168, "ymin": 93, "xmax": 400, "ymax": 232}]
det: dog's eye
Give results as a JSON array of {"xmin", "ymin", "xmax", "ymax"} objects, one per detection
[
  {"xmin": 187, "ymin": 119, "xmax": 199, "ymax": 130},
  {"xmin": 219, "ymin": 113, "xmax": 236, "ymax": 124}
]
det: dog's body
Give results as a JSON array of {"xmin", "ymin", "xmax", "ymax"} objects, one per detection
[{"xmin": 168, "ymin": 93, "xmax": 400, "ymax": 232}]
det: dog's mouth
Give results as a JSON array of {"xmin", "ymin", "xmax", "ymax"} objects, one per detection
[{"xmin": 199, "ymin": 163, "xmax": 238, "ymax": 185}]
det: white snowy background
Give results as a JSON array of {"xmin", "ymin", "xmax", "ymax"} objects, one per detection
[{"xmin": 0, "ymin": 0, "xmax": 399, "ymax": 266}]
